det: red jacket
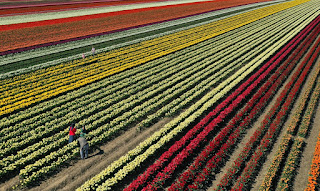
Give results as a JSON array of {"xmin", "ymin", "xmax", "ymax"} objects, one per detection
[{"xmin": 69, "ymin": 126, "xmax": 76, "ymax": 136}]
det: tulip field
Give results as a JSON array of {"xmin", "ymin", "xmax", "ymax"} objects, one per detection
[{"xmin": 1, "ymin": 0, "xmax": 320, "ymax": 190}]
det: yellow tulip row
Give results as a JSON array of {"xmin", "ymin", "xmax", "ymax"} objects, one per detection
[{"xmin": 0, "ymin": 0, "xmax": 309, "ymax": 117}]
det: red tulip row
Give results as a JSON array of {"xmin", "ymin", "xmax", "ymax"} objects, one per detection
[
  {"xmin": 0, "ymin": 0, "xmax": 165, "ymax": 16},
  {"xmin": 0, "ymin": 1, "xmax": 216, "ymax": 32},
  {"xmin": 175, "ymin": 15, "xmax": 320, "ymax": 190},
  {"xmin": 124, "ymin": 14, "xmax": 320, "ymax": 191},
  {"xmin": 223, "ymin": 23, "xmax": 320, "ymax": 191}
]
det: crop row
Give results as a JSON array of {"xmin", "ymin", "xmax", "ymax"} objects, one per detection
[
  {"xmin": 76, "ymin": 3, "xmax": 317, "ymax": 190},
  {"xmin": 137, "ymin": 9, "xmax": 320, "ymax": 191},
  {"xmin": 0, "ymin": 3, "xmax": 281, "ymax": 161},
  {"xmin": 0, "ymin": 0, "xmax": 307, "ymax": 117},
  {"xmin": 1, "ymin": 5, "xmax": 287, "ymax": 186},
  {"xmin": 1, "ymin": 42, "xmax": 240, "ymax": 178},
  {"xmin": 0, "ymin": 0, "xmax": 277, "ymax": 79},
  {"xmin": 258, "ymin": 134, "xmax": 293, "ymax": 191},
  {"xmin": 216, "ymin": 21, "xmax": 320, "ymax": 190},
  {"xmin": 0, "ymin": 0, "xmax": 294, "ymax": 136},
  {"xmin": 2, "ymin": 0, "xmax": 266, "ymax": 26},
  {"xmin": 167, "ymin": 12, "xmax": 320, "ymax": 191},
  {"xmin": 15, "ymin": 16, "xmax": 281, "ymax": 187},
  {"xmin": 276, "ymin": 138, "xmax": 305, "ymax": 190},
  {"xmin": 0, "ymin": 0, "xmax": 274, "ymax": 54},
  {"xmin": 306, "ymin": 130, "xmax": 320, "ymax": 190},
  {"xmin": 0, "ymin": 0, "xmax": 300, "ymax": 155},
  {"xmin": 0, "ymin": 7, "xmax": 279, "ymax": 159},
  {"xmin": 259, "ymin": 56, "xmax": 320, "ymax": 191}
]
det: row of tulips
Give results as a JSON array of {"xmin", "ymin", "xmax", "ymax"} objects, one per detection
[
  {"xmin": 134, "ymin": 10, "xmax": 312, "ymax": 189},
  {"xmin": 12, "ymin": 13, "xmax": 277, "ymax": 185},
  {"xmin": 168, "ymin": 12, "xmax": 319, "ymax": 190},
  {"xmin": 276, "ymin": 138, "xmax": 305, "ymax": 190},
  {"xmin": 259, "ymin": 134, "xmax": 293, "ymax": 191},
  {"xmin": 297, "ymin": 75, "xmax": 320, "ymax": 137},
  {"xmin": 0, "ymin": 13, "xmax": 267, "ymax": 159},
  {"xmin": 0, "ymin": 0, "xmax": 165, "ymax": 16},
  {"xmin": 149, "ymin": 8, "xmax": 320, "ymax": 190},
  {"xmin": 2, "ymin": 40, "xmax": 238, "ymax": 179},
  {"xmin": 259, "ymin": 50, "xmax": 320, "ymax": 190},
  {"xmin": 0, "ymin": 0, "xmax": 273, "ymax": 54},
  {"xmin": 219, "ymin": 21, "xmax": 320, "ymax": 191},
  {"xmin": 276, "ymin": 62, "xmax": 320, "ymax": 190},
  {"xmin": 1, "ymin": 0, "xmax": 297, "ymax": 151},
  {"xmin": 77, "ymin": 3, "xmax": 317, "ymax": 190},
  {"xmin": 0, "ymin": 6, "xmax": 276, "ymax": 171},
  {"xmin": 2, "ymin": 0, "xmax": 256, "ymax": 27},
  {"xmin": 286, "ymin": 60, "xmax": 320, "ymax": 136},
  {"xmin": 0, "ymin": 0, "xmax": 308, "ymax": 117},
  {"xmin": 306, "ymin": 130, "xmax": 320, "ymax": 190},
  {"xmin": 0, "ymin": 0, "xmax": 277, "ymax": 79}
]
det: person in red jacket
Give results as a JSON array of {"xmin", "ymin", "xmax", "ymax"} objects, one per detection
[{"xmin": 69, "ymin": 123, "xmax": 77, "ymax": 143}]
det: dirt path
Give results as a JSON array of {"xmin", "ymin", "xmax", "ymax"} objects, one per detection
[{"xmin": 0, "ymin": 117, "xmax": 173, "ymax": 191}]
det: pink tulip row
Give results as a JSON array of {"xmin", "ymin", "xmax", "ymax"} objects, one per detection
[
  {"xmin": 219, "ymin": 20, "xmax": 320, "ymax": 191},
  {"xmin": 178, "ymin": 16, "xmax": 320, "ymax": 190}
]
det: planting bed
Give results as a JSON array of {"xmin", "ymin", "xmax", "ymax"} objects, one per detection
[{"xmin": 1, "ymin": 0, "xmax": 320, "ymax": 190}]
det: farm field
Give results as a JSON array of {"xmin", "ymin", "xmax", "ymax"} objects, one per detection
[{"xmin": 1, "ymin": 0, "xmax": 320, "ymax": 190}]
